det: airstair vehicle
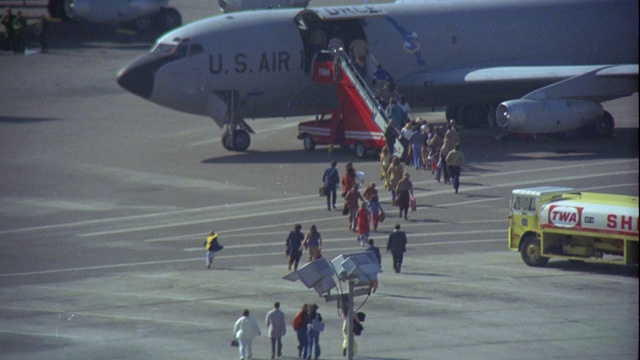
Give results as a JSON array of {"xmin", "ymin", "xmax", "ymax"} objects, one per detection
[{"xmin": 297, "ymin": 50, "xmax": 404, "ymax": 158}]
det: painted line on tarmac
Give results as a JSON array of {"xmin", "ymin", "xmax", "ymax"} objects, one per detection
[
  {"xmin": 181, "ymin": 230, "xmax": 505, "ymax": 252},
  {"xmin": 0, "ymin": 239, "xmax": 502, "ymax": 277},
  {"xmin": 143, "ymin": 219, "xmax": 507, "ymax": 243},
  {"xmin": 0, "ymin": 160, "xmax": 635, "ymax": 236}
]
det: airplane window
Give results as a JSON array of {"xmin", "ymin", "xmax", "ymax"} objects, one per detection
[
  {"xmin": 176, "ymin": 43, "xmax": 189, "ymax": 58},
  {"xmin": 152, "ymin": 43, "xmax": 178, "ymax": 56}
]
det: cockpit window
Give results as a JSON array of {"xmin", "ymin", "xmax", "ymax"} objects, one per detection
[
  {"xmin": 189, "ymin": 44, "xmax": 204, "ymax": 56},
  {"xmin": 152, "ymin": 43, "xmax": 178, "ymax": 56},
  {"xmin": 151, "ymin": 40, "xmax": 202, "ymax": 58}
]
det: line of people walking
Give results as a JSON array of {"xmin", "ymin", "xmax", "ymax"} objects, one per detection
[{"xmin": 232, "ymin": 302, "xmax": 325, "ymax": 360}]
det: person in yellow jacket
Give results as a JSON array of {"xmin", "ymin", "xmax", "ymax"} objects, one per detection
[
  {"xmin": 445, "ymin": 144, "xmax": 466, "ymax": 194},
  {"xmin": 204, "ymin": 230, "xmax": 223, "ymax": 269}
]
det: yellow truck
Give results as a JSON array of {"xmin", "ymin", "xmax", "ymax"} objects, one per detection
[{"xmin": 508, "ymin": 187, "xmax": 639, "ymax": 267}]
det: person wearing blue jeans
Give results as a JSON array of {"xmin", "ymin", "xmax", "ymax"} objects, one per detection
[{"xmin": 305, "ymin": 304, "xmax": 323, "ymax": 360}]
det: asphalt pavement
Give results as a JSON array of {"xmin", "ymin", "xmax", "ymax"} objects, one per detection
[{"xmin": 0, "ymin": 1, "xmax": 638, "ymax": 359}]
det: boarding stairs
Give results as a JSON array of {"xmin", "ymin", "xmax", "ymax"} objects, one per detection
[{"xmin": 313, "ymin": 49, "xmax": 404, "ymax": 157}]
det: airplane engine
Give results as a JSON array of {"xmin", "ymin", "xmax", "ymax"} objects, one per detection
[
  {"xmin": 47, "ymin": 0, "xmax": 75, "ymax": 20},
  {"xmin": 495, "ymin": 99, "xmax": 606, "ymax": 135},
  {"xmin": 219, "ymin": 0, "xmax": 310, "ymax": 13}
]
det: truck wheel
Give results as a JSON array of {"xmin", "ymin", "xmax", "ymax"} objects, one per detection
[
  {"xmin": 355, "ymin": 141, "xmax": 366, "ymax": 158},
  {"xmin": 302, "ymin": 134, "xmax": 316, "ymax": 152},
  {"xmin": 520, "ymin": 234, "xmax": 549, "ymax": 267}
]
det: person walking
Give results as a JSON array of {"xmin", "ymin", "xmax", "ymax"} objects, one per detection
[
  {"xmin": 356, "ymin": 201, "xmax": 370, "ymax": 247},
  {"xmin": 1, "ymin": 7, "xmax": 16, "ymax": 52},
  {"xmin": 301, "ymin": 225, "xmax": 322, "ymax": 262},
  {"xmin": 365, "ymin": 238, "xmax": 382, "ymax": 292},
  {"xmin": 344, "ymin": 185, "xmax": 365, "ymax": 232},
  {"xmin": 409, "ymin": 123, "xmax": 424, "ymax": 169},
  {"xmin": 387, "ymin": 224, "xmax": 408, "ymax": 273},
  {"xmin": 204, "ymin": 230, "xmax": 223, "ymax": 269},
  {"xmin": 265, "ymin": 302, "xmax": 286, "ymax": 359},
  {"xmin": 292, "ymin": 304, "xmax": 309, "ymax": 358},
  {"xmin": 367, "ymin": 195, "xmax": 384, "ymax": 231},
  {"xmin": 395, "ymin": 172, "xmax": 413, "ymax": 221},
  {"xmin": 446, "ymin": 143, "xmax": 466, "ymax": 194},
  {"xmin": 384, "ymin": 120, "xmax": 398, "ymax": 156},
  {"xmin": 233, "ymin": 309, "xmax": 261, "ymax": 360},
  {"xmin": 285, "ymin": 224, "xmax": 305, "ymax": 271},
  {"xmin": 341, "ymin": 162, "xmax": 357, "ymax": 198},
  {"xmin": 439, "ymin": 137, "xmax": 455, "ymax": 184},
  {"xmin": 427, "ymin": 124, "xmax": 443, "ymax": 174},
  {"xmin": 36, "ymin": 13, "xmax": 49, "ymax": 53},
  {"xmin": 379, "ymin": 145, "xmax": 392, "ymax": 182},
  {"xmin": 305, "ymin": 304, "xmax": 324, "ymax": 360},
  {"xmin": 386, "ymin": 156, "xmax": 404, "ymax": 203},
  {"xmin": 322, "ymin": 160, "xmax": 340, "ymax": 210},
  {"xmin": 13, "ymin": 10, "xmax": 26, "ymax": 54}
]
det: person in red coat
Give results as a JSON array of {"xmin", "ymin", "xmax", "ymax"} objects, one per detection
[{"xmin": 356, "ymin": 202, "xmax": 370, "ymax": 247}]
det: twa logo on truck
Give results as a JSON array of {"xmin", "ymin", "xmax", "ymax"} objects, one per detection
[{"xmin": 548, "ymin": 205, "xmax": 583, "ymax": 228}]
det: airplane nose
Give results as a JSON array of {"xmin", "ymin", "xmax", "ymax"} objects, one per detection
[{"xmin": 117, "ymin": 53, "xmax": 169, "ymax": 99}]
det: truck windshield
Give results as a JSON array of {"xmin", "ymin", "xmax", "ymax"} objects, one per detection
[{"xmin": 513, "ymin": 196, "xmax": 535, "ymax": 211}]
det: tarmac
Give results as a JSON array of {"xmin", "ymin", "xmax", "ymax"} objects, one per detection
[{"xmin": 0, "ymin": 0, "xmax": 638, "ymax": 359}]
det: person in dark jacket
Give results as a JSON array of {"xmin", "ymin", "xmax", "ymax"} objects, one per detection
[
  {"xmin": 386, "ymin": 224, "xmax": 407, "ymax": 273},
  {"xmin": 322, "ymin": 160, "xmax": 340, "ymax": 210},
  {"xmin": 286, "ymin": 224, "xmax": 305, "ymax": 271}
]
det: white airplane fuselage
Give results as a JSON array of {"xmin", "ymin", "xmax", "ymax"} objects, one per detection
[{"xmin": 117, "ymin": 0, "xmax": 638, "ymax": 149}]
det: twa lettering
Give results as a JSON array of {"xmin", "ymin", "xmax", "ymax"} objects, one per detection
[{"xmin": 548, "ymin": 206, "xmax": 582, "ymax": 228}]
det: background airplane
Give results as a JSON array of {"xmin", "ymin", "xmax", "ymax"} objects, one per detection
[
  {"xmin": 46, "ymin": 0, "xmax": 182, "ymax": 32},
  {"xmin": 117, "ymin": 0, "xmax": 639, "ymax": 152}
]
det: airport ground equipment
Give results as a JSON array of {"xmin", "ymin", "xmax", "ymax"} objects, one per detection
[
  {"xmin": 297, "ymin": 50, "xmax": 404, "ymax": 158},
  {"xmin": 508, "ymin": 187, "xmax": 639, "ymax": 267}
]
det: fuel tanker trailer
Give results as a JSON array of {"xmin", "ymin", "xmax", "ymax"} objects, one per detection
[{"xmin": 507, "ymin": 187, "xmax": 639, "ymax": 267}]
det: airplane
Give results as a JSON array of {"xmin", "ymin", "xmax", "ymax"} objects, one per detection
[
  {"xmin": 46, "ymin": 0, "xmax": 182, "ymax": 32},
  {"xmin": 117, "ymin": 0, "xmax": 638, "ymax": 152},
  {"xmin": 218, "ymin": 0, "xmax": 310, "ymax": 13}
]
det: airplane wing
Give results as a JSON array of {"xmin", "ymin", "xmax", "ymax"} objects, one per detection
[{"xmin": 400, "ymin": 64, "xmax": 638, "ymax": 103}]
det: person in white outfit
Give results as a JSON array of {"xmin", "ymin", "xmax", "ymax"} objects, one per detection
[{"xmin": 234, "ymin": 309, "xmax": 261, "ymax": 360}]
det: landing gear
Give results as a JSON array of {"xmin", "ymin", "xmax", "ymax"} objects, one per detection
[
  {"xmin": 221, "ymin": 125, "xmax": 251, "ymax": 152},
  {"xmin": 446, "ymin": 104, "xmax": 494, "ymax": 129},
  {"xmin": 589, "ymin": 111, "xmax": 615, "ymax": 139},
  {"xmin": 215, "ymin": 90, "xmax": 254, "ymax": 152}
]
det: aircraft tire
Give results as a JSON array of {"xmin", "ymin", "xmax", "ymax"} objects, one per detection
[
  {"xmin": 590, "ymin": 111, "xmax": 615, "ymax": 139},
  {"xmin": 157, "ymin": 8, "xmax": 182, "ymax": 32},
  {"xmin": 302, "ymin": 134, "xmax": 316, "ymax": 152},
  {"xmin": 520, "ymin": 234, "xmax": 549, "ymax": 267},
  {"xmin": 233, "ymin": 129, "xmax": 251, "ymax": 152},
  {"xmin": 221, "ymin": 132, "xmax": 234, "ymax": 151}
]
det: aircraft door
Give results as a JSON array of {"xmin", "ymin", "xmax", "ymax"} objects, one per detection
[{"xmin": 295, "ymin": 11, "xmax": 369, "ymax": 75}]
